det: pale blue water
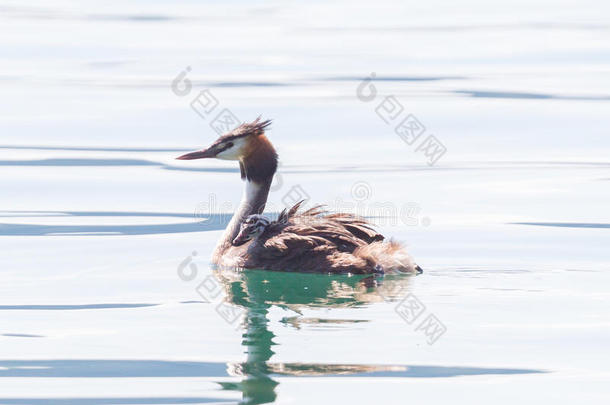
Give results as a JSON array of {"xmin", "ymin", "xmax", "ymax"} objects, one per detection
[{"xmin": 1, "ymin": 1, "xmax": 610, "ymax": 404}]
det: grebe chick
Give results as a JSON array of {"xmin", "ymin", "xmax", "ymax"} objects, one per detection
[{"xmin": 232, "ymin": 214, "xmax": 270, "ymax": 247}]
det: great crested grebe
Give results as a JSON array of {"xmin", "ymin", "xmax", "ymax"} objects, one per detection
[{"xmin": 177, "ymin": 118, "xmax": 421, "ymax": 274}]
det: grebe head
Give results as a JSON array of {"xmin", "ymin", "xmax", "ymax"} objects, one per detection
[
  {"xmin": 232, "ymin": 214, "xmax": 270, "ymax": 246},
  {"xmin": 176, "ymin": 117, "xmax": 272, "ymax": 161},
  {"xmin": 177, "ymin": 117, "xmax": 278, "ymax": 184}
]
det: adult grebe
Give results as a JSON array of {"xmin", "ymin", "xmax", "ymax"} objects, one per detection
[{"xmin": 177, "ymin": 118, "xmax": 421, "ymax": 274}]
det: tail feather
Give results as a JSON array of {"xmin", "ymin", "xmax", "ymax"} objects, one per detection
[{"xmin": 354, "ymin": 240, "xmax": 420, "ymax": 273}]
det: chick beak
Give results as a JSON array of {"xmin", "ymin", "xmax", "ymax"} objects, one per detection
[{"xmin": 232, "ymin": 229, "xmax": 251, "ymax": 246}]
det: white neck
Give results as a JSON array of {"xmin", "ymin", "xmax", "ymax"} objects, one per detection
[{"xmin": 213, "ymin": 180, "xmax": 271, "ymax": 260}]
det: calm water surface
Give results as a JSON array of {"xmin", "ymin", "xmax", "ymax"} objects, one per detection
[{"xmin": 1, "ymin": 0, "xmax": 610, "ymax": 403}]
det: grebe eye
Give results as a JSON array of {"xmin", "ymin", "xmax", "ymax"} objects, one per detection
[{"xmin": 226, "ymin": 142, "xmax": 234, "ymax": 148}]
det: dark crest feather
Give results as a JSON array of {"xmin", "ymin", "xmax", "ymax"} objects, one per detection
[{"xmin": 229, "ymin": 116, "xmax": 272, "ymax": 139}]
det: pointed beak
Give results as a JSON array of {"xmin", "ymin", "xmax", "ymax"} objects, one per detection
[
  {"xmin": 232, "ymin": 229, "xmax": 250, "ymax": 246},
  {"xmin": 176, "ymin": 148, "xmax": 216, "ymax": 160}
]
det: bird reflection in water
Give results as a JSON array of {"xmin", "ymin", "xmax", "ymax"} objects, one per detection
[{"xmin": 214, "ymin": 269, "xmax": 414, "ymax": 405}]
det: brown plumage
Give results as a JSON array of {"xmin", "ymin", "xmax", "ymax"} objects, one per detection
[
  {"xmin": 177, "ymin": 117, "xmax": 422, "ymax": 274},
  {"xmin": 234, "ymin": 201, "xmax": 417, "ymax": 273}
]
